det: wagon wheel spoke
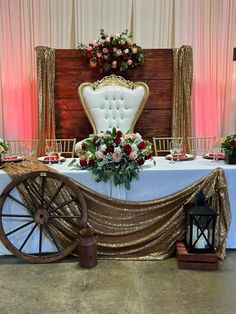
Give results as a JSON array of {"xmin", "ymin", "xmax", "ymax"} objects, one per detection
[
  {"xmin": 50, "ymin": 215, "xmax": 81, "ymax": 219},
  {"xmin": 0, "ymin": 214, "xmax": 32, "ymax": 218},
  {"xmin": 19, "ymin": 223, "xmax": 38, "ymax": 251},
  {"xmin": 5, "ymin": 194, "xmax": 33, "ymax": 212},
  {"xmin": 42, "ymin": 223, "xmax": 62, "ymax": 252},
  {"xmin": 23, "ymin": 180, "xmax": 40, "ymax": 209},
  {"xmin": 50, "ymin": 198, "xmax": 77, "ymax": 214},
  {"xmin": 6, "ymin": 220, "xmax": 34, "ymax": 237},
  {"xmin": 39, "ymin": 225, "xmax": 43, "ymax": 256},
  {"xmin": 47, "ymin": 182, "xmax": 65, "ymax": 209}
]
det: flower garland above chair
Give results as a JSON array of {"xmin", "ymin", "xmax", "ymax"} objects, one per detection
[{"xmin": 78, "ymin": 29, "xmax": 144, "ymax": 73}]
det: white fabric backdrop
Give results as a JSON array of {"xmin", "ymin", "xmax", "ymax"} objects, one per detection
[{"xmin": 0, "ymin": 0, "xmax": 235, "ymax": 140}]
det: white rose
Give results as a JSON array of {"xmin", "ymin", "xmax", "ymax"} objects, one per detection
[
  {"xmin": 100, "ymin": 144, "xmax": 107, "ymax": 152},
  {"xmin": 131, "ymin": 143, "xmax": 138, "ymax": 151},
  {"xmin": 114, "ymin": 147, "xmax": 122, "ymax": 153},
  {"xmin": 0, "ymin": 138, "xmax": 4, "ymax": 143},
  {"xmin": 116, "ymin": 49, "xmax": 122, "ymax": 56},
  {"xmin": 124, "ymin": 49, "xmax": 129, "ymax": 54}
]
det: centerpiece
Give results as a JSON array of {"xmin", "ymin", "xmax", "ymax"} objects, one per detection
[
  {"xmin": 221, "ymin": 134, "xmax": 236, "ymax": 164},
  {"xmin": 78, "ymin": 29, "xmax": 144, "ymax": 73},
  {"xmin": 69, "ymin": 128, "xmax": 153, "ymax": 190}
]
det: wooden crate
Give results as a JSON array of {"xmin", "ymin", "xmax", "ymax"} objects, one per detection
[{"xmin": 176, "ymin": 242, "xmax": 218, "ymax": 271}]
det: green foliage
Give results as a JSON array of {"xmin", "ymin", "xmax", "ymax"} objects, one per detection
[{"xmin": 221, "ymin": 134, "xmax": 236, "ymax": 155}]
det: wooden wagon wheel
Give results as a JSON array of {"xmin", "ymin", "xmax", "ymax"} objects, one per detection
[{"xmin": 0, "ymin": 171, "xmax": 87, "ymax": 263}]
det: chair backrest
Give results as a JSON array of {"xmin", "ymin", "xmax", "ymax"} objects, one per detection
[
  {"xmin": 78, "ymin": 74, "xmax": 149, "ymax": 133},
  {"xmin": 45, "ymin": 138, "xmax": 76, "ymax": 157},
  {"xmin": 152, "ymin": 137, "xmax": 183, "ymax": 156},
  {"xmin": 7, "ymin": 139, "xmax": 39, "ymax": 157},
  {"xmin": 188, "ymin": 137, "xmax": 216, "ymax": 156}
]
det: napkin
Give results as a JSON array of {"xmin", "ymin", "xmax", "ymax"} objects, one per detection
[
  {"xmin": 2, "ymin": 156, "xmax": 18, "ymax": 160},
  {"xmin": 172, "ymin": 153, "xmax": 188, "ymax": 158},
  {"xmin": 208, "ymin": 153, "xmax": 224, "ymax": 157},
  {"xmin": 43, "ymin": 155, "xmax": 59, "ymax": 161}
]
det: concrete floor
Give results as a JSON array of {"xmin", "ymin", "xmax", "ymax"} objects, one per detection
[{"xmin": 0, "ymin": 251, "xmax": 236, "ymax": 314}]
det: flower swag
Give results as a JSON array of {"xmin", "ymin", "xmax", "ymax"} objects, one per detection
[
  {"xmin": 78, "ymin": 29, "xmax": 144, "ymax": 73},
  {"xmin": 221, "ymin": 134, "xmax": 236, "ymax": 155},
  {"xmin": 0, "ymin": 138, "xmax": 8, "ymax": 154},
  {"xmin": 69, "ymin": 128, "xmax": 153, "ymax": 190}
]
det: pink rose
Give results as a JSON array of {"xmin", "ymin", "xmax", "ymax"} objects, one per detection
[
  {"xmin": 103, "ymin": 47, "xmax": 108, "ymax": 54},
  {"xmin": 112, "ymin": 61, "xmax": 117, "ymax": 69},
  {"xmin": 97, "ymin": 53, "xmax": 102, "ymax": 58},
  {"xmin": 129, "ymin": 151, "xmax": 137, "ymax": 160},
  {"xmin": 132, "ymin": 47, "xmax": 137, "ymax": 54},
  {"xmin": 112, "ymin": 152, "xmax": 122, "ymax": 163},
  {"xmin": 86, "ymin": 46, "xmax": 93, "ymax": 51},
  {"xmin": 127, "ymin": 59, "xmax": 133, "ymax": 66},
  {"xmin": 95, "ymin": 151, "xmax": 104, "ymax": 159}
]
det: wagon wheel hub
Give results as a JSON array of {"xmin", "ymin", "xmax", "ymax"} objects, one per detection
[{"xmin": 34, "ymin": 209, "xmax": 50, "ymax": 225}]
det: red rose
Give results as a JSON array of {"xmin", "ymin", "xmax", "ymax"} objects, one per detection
[
  {"xmin": 80, "ymin": 159, "xmax": 87, "ymax": 167},
  {"xmin": 123, "ymin": 144, "xmax": 132, "ymax": 155},
  {"xmin": 116, "ymin": 130, "xmax": 123, "ymax": 137},
  {"xmin": 124, "ymin": 41, "xmax": 130, "ymax": 48},
  {"xmin": 108, "ymin": 47, "xmax": 113, "ymax": 53},
  {"xmin": 116, "ymin": 44, "xmax": 121, "ymax": 49},
  {"xmin": 86, "ymin": 52, "xmax": 92, "ymax": 59},
  {"xmin": 122, "ymin": 54, "xmax": 129, "ymax": 61},
  {"xmin": 145, "ymin": 153, "xmax": 152, "ymax": 160},
  {"xmin": 114, "ymin": 137, "xmax": 122, "ymax": 145},
  {"xmin": 137, "ymin": 141, "xmax": 146, "ymax": 150},
  {"xmin": 88, "ymin": 159, "xmax": 95, "ymax": 167},
  {"xmin": 230, "ymin": 139, "xmax": 236, "ymax": 147},
  {"xmin": 106, "ymin": 146, "xmax": 113, "ymax": 153},
  {"xmin": 137, "ymin": 158, "xmax": 145, "ymax": 165}
]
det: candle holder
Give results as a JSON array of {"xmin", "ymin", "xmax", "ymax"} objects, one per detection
[{"xmin": 185, "ymin": 190, "xmax": 217, "ymax": 253}]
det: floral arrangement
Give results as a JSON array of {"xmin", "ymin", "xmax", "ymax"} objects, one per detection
[
  {"xmin": 221, "ymin": 134, "xmax": 236, "ymax": 155},
  {"xmin": 69, "ymin": 128, "xmax": 153, "ymax": 190},
  {"xmin": 78, "ymin": 29, "xmax": 144, "ymax": 73},
  {"xmin": 0, "ymin": 138, "xmax": 8, "ymax": 154}
]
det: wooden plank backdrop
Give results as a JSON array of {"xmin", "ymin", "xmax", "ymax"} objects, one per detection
[{"xmin": 55, "ymin": 49, "xmax": 173, "ymax": 141}]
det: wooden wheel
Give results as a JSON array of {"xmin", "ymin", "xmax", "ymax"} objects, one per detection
[{"xmin": 0, "ymin": 171, "xmax": 87, "ymax": 263}]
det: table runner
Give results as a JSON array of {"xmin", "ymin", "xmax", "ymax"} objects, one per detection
[{"xmin": 2, "ymin": 161, "xmax": 231, "ymax": 260}]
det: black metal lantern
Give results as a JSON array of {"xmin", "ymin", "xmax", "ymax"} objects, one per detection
[{"xmin": 185, "ymin": 190, "xmax": 217, "ymax": 253}]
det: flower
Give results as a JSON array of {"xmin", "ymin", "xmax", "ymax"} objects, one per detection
[
  {"xmin": 70, "ymin": 128, "xmax": 153, "ymax": 190},
  {"xmin": 0, "ymin": 138, "xmax": 8, "ymax": 154},
  {"xmin": 221, "ymin": 135, "xmax": 236, "ymax": 154},
  {"xmin": 78, "ymin": 29, "xmax": 144, "ymax": 73}
]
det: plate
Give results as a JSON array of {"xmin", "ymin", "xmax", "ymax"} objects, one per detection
[
  {"xmin": 203, "ymin": 153, "xmax": 225, "ymax": 160},
  {"xmin": 1, "ymin": 156, "xmax": 23, "ymax": 163},
  {"xmin": 165, "ymin": 154, "xmax": 194, "ymax": 161},
  {"xmin": 38, "ymin": 156, "xmax": 66, "ymax": 164}
]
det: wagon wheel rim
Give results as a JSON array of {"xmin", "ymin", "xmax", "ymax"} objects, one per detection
[{"xmin": 0, "ymin": 171, "xmax": 87, "ymax": 263}]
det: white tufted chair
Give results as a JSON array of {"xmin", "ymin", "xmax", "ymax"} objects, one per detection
[{"xmin": 78, "ymin": 74, "xmax": 149, "ymax": 133}]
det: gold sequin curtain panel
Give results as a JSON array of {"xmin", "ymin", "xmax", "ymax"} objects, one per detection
[
  {"xmin": 3, "ymin": 162, "xmax": 231, "ymax": 261},
  {"xmin": 172, "ymin": 46, "xmax": 193, "ymax": 153},
  {"xmin": 35, "ymin": 46, "xmax": 56, "ymax": 156}
]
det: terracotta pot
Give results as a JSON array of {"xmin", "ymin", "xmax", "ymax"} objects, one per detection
[{"xmin": 224, "ymin": 149, "xmax": 236, "ymax": 164}]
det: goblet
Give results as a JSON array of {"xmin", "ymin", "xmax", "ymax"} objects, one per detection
[
  {"xmin": 45, "ymin": 145, "xmax": 54, "ymax": 165},
  {"xmin": 56, "ymin": 142, "xmax": 63, "ymax": 163}
]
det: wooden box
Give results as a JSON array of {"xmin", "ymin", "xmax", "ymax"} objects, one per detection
[{"xmin": 176, "ymin": 242, "xmax": 218, "ymax": 271}]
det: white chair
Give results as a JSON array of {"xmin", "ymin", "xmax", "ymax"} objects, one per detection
[
  {"xmin": 78, "ymin": 74, "xmax": 149, "ymax": 133},
  {"xmin": 152, "ymin": 137, "xmax": 183, "ymax": 156},
  {"xmin": 7, "ymin": 139, "xmax": 39, "ymax": 157},
  {"xmin": 45, "ymin": 138, "xmax": 76, "ymax": 158},
  {"xmin": 188, "ymin": 137, "xmax": 216, "ymax": 157}
]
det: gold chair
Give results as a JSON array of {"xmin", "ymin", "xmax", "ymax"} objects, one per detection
[
  {"xmin": 7, "ymin": 139, "xmax": 39, "ymax": 157},
  {"xmin": 78, "ymin": 74, "xmax": 149, "ymax": 133},
  {"xmin": 152, "ymin": 137, "xmax": 183, "ymax": 156},
  {"xmin": 45, "ymin": 138, "xmax": 76, "ymax": 158},
  {"xmin": 187, "ymin": 137, "xmax": 216, "ymax": 157}
]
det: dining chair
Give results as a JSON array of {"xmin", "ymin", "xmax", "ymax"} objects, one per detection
[
  {"xmin": 45, "ymin": 138, "xmax": 76, "ymax": 158},
  {"xmin": 78, "ymin": 74, "xmax": 149, "ymax": 133},
  {"xmin": 187, "ymin": 137, "xmax": 216, "ymax": 157},
  {"xmin": 6, "ymin": 139, "xmax": 39, "ymax": 157},
  {"xmin": 152, "ymin": 137, "xmax": 183, "ymax": 156}
]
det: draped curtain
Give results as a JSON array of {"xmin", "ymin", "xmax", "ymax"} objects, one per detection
[{"xmin": 0, "ymin": 0, "xmax": 235, "ymax": 140}]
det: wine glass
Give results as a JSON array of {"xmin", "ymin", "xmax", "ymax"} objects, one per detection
[
  {"xmin": 45, "ymin": 145, "xmax": 54, "ymax": 165},
  {"xmin": 56, "ymin": 142, "xmax": 63, "ymax": 163},
  {"xmin": 169, "ymin": 141, "xmax": 176, "ymax": 163},
  {"xmin": 175, "ymin": 140, "xmax": 183, "ymax": 161},
  {"xmin": 212, "ymin": 141, "xmax": 220, "ymax": 162}
]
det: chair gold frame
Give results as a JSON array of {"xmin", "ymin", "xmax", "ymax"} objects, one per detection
[
  {"xmin": 78, "ymin": 74, "xmax": 149, "ymax": 133},
  {"xmin": 152, "ymin": 137, "xmax": 183, "ymax": 156},
  {"xmin": 45, "ymin": 138, "xmax": 76, "ymax": 158},
  {"xmin": 187, "ymin": 137, "xmax": 216, "ymax": 157}
]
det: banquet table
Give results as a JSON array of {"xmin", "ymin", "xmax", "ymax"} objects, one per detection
[{"xmin": 0, "ymin": 156, "xmax": 235, "ymax": 255}]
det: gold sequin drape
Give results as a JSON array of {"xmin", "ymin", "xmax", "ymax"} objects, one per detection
[
  {"xmin": 172, "ymin": 46, "xmax": 193, "ymax": 153},
  {"xmin": 35, "ymin": 46, "xmax": 56, "ymax": 156},
  {"xmin": 3, "ymin": 162, "xmax": 231, "ymax": 260}
]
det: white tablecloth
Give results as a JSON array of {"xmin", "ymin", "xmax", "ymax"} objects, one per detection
[{"xmin": 0, "ymin": 156, "xmax": 235, "ymax": 254}]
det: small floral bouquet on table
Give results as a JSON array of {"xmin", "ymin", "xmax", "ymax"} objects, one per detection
[
  {"xmin": 78, "ymin": 29, "xmax": 144, "ymax": 73},
  {"xmin": 220, "ymin": 134, "xmax": 236, "ymax": 155},
  {"xmin": 0, "ymin": 138, "xmax": 8, "ymax": 154},
  {"xmin": 70, "ymin": 128, "xmax": 153, "ymax": 190}
]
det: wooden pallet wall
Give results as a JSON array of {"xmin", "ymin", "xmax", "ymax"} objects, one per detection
[{"xmin": 54, "ymin": 49, "xmax": 173, "ymax": 141}]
